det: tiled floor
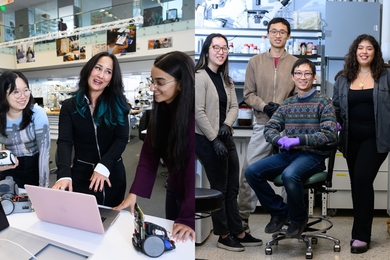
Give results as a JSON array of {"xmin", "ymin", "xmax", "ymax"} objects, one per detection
[{"xmin": 195, "ymin": 208, "xmax": 390, "ymax": 260}]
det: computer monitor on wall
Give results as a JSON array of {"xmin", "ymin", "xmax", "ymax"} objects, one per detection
[
  {"xmin": 167, "ymin": 9, "xmax": 178, "ymax": 21},
  {"xmin": 143, "ymin": 6, "xmax": 163, "ymax": 27}
]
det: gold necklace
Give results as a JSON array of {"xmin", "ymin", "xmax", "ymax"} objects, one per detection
[{"xmin": 358, "ymin": 72, "xmax": 370, "ymax": 89}]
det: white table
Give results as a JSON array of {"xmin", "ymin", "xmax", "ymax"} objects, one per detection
[{"xmin": 7, "ymin": 210, "xmax": 194, "ymax": 259}]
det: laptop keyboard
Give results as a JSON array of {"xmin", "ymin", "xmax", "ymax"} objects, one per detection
[{"xmin": 101, "ymin": 216, "xmax": 107, "ymax": 222}]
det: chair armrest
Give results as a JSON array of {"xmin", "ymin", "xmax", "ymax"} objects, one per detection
[
  {"xmin": 324, "ymin": 140, "xmax": 342, "ymax": 188},
  {"xmin": 324, "ymin": 140, "xmax": 342, "ymax": 148}
]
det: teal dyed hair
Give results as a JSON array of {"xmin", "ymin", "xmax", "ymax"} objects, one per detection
[
  {"xmin": 74, "ymin": 91, "xmax": 128, "ymax": 127},
  {"xmin": 73, "ymin": 52, "xmax": 129, "ymax": 127}
]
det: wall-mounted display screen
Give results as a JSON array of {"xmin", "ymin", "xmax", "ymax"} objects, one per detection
[{"xmin": 143, "ymin": 6, "xmax": 163, "ymax": 27}]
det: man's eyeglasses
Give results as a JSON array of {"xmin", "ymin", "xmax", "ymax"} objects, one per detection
[
  {"xmin": 147, "ymin": 77, "xmax": 177, "ymax": 88},
  {"xmin": 209, "ymin": 45, "xmax": 229, "ymax": 53},
  {"xmin": 293, "ymin": 72, "xmax": 313, "ymax": 78},
  {"xmin": 11, "ymin": 89, "xmax": 31, "ymax": 98},
  {"xmin": 268, "ymin": 29, "xmax": 288, "ymax": 37}
]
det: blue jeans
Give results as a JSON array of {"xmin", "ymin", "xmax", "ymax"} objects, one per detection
[{"xmin": 245, "ymin": 150, "xmax": 326, "ymax": 223}]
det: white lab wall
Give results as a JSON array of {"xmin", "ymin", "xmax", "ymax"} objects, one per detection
[{"xmin": 0, "ymin": 25, "xmax": 194, "ymax": 78}]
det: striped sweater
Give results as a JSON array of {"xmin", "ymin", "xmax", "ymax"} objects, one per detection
[{"xmin": 264, "ymin": 91, "xmax": 337, "ymax": 156}]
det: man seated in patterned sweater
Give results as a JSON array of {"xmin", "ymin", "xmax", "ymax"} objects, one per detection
[{"xmin": 245, "ymin": 58, "xmax": 337, "ymax": 238}]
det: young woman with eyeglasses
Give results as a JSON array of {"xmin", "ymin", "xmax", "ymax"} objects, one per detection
[
  {"xmin": 114, "ymin": 51, "xmax": 195, "ymax": 243},
  {"xmin": 195, "ymin": 33, "xmax": 262, "ymax": 251},
  {"xmin": 0, "ymin": 70, "xmax": 50, "ymax": 188}
]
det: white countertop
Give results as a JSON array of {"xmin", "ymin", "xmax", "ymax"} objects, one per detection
[{"xmin": 6, "ymin": 210, "xmax": 194, "ymax": 259}]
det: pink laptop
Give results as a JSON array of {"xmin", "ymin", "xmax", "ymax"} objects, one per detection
[{"xmin": 24, "ymin": 185, "xmax": 120, "ymax": 234}]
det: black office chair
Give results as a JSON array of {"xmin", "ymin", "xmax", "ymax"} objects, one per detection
[
  {"xmin": 265, "ymin": 141, "xmax": 341, "ymax": 259},
  {"xmin": 195, "ymin": 189, "xmax": 223, "ymax": 260},
  {"xmin": 195, "ymin": 188, "xmax": 223, "ymax": 217}
]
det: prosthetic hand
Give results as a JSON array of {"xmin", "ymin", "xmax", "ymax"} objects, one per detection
[
  {"xmin": 212, "ymin": 137, "xmax": 228, "ymax": 159},
  {"xmin": 277, "ymin": 136, "xmax": 300, "ymax": 151},
  {"xmin": 263, "ymin": 102, "xmax": 280, "ymax": 118},
  {"xmin": 218, "ymin": 124, "xmax": 231, "ymax": 140}
]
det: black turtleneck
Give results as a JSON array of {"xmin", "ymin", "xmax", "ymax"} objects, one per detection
[{"xmin": 205, "ymin": 67, "xmax": 227, "ymax": 126}]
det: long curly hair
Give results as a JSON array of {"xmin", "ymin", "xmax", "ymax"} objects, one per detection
[
  {"xmin": 0, "ymin": 70, "xmax": 34, "ymax": 137},
  {"xmin": 335, "ymin": 34, "xmax": 390, "ymax": 81}
]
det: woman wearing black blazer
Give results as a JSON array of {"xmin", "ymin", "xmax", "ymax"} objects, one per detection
[{"xmin": 52, "ymin": 52, "xmax": 129, "ymax": 207}]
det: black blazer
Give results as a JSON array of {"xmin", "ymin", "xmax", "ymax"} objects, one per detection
[{"xmin": 56, "ymin": 98, "xmax": 129, "ymax": 183}]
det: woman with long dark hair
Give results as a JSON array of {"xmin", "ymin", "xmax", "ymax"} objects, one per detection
[
  {"xmin": 114, "ymin": 51, "xmax": 195, "ymax": 243},
  {"xmin": 52, "ymin": 52, "xmax": 129, "ymax": 207},
  {"xmin": 195, "ymin": 33, "xmax": 262, "ymax": 251},
  {"xmin": 0, "ymin": 70, "xmax": 50, "ymax": 188},
  {"xmin": 333, "ymin": 34, "xmax": 390, "ymax": 253}
]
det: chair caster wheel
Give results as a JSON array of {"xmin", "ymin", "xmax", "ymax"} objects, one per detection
[
  {"xmin": 305, "ymin": 251, "xmax": 313, "ymax": 259},
  {"xmin": 334, "ymin": 244, "xmax": 341, "ymax": 252},
  {"xmin": 265, "ymin": 246, "xmax": 272, "ymax": 255},
  {"xmin": 311, "ymin": 237, "xmax": 318, "ymax": 244},
  {"xmin": 327, "ymin": 209, "xmax": 337, "ymax": 217}
]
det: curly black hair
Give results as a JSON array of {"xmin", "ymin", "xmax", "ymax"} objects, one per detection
[{"xmin": 335, "ymin": 34, "xmax": 390, "ymax": 81}]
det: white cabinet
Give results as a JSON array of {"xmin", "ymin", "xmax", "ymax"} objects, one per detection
[
  {"xmin": 47, "ymin": 115, "xmax": 59, "ymax": 140},
  {"xmin": 233, "ymin": 135, "xmax": 251, "ymax": 173},
  {"xmin": 328, "ymin": 153, "xmax": 389, "ymax": 210}
]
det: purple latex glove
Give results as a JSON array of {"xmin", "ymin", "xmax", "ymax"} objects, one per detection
[
  {"xmin": 336, "ymin": 122, "xmax": 342, "ymax": 131},
  {"xmin": 277, "ymin": 136, "xmax": 289, "ymax": 146},
  {"xmin": 277, "ymin": 136, "xmax": 300, "ymax": 151}
]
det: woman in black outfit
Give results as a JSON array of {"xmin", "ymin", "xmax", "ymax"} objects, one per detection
[
  {"xmin": 52, "ymin": 52, "xmax": 129, "ymax": 207},
  {"xmin": 195, "ymin": 33, "xmax": 262, "ymax": 252},
  {"xmin": 333, "ymin": 34, "xmax": 390, "ymax": 254}
]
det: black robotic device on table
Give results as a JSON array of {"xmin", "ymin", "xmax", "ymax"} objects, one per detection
[{"xmin": 132, "ymin": 203, "xmax": 175, "ymax": 258}]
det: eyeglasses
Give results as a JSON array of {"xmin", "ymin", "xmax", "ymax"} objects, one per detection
[
  {"xmin": 11, "ymin": 89, "xmax": 31, "ymax": 98},
  {"xmin": 147, "ymin": 77, "xmax": 177, "ymax": 88},
  {"xmin": 268, "ymin": 29, "xmax": 288, "ymax": 37},
  {"xmin": 209, "ymin": 45, "xmax": 229, "ymax": 53},
  {"xmin": 293, "ymin": 72, "xmax": 313, "ymax": 78}
]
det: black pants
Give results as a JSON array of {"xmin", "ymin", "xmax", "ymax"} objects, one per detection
[
  {"xmin": 346, "ymin": 137, "xmax": 388, "ymax": 243},
  {"xmin": 165, "ymin": 187, "xmax": 180, "ymax": 221},
  {"xmin": 71, "ymin": 158, "xmax": 126, "ymax": 207},
  {"xmin": 0, "ymin": 154, "xmax": 39, "ymax": 188},
  {"xmin": 195, "ymin": 134, "xmax": 243, "ymax": 236}
]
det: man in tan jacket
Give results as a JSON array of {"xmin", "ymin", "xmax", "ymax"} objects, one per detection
[{"xmin": 238, "ymin": 17, "xmax": 298, "ymax": 233}]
